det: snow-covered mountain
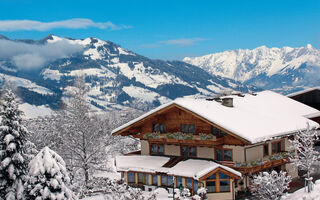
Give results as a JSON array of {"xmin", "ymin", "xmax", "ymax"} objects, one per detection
[
  {"xmin": 0, "ymin": 34, "xmax": 255, "ymax": 117},
  {"xmin": 183, "ymin": 45, "xmax": 320, "ymax": 94}
]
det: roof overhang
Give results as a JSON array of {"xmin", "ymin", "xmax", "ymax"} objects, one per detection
[{"xmin": 112, "ymin": 102, "xmax": 251, "ymax": 144}]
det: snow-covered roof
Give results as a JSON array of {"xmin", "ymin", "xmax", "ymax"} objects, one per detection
[
  {"xmin": 116, "ymin": 155, "xmax": 241, "ymax": 180},
  {"xmin": 116, "ymin": 155, "xmax": 170, "ymax": 174},
  {"xmin": 112, "ymin": 90, "xmax": 319, "ymax": 143},
  {"xmin": 159, "ymin": 159, "xmax": 242, "ymax": 179},
  {"xmin": 287, "ymin": 87, "xmax": 320, "ymax": 98}
]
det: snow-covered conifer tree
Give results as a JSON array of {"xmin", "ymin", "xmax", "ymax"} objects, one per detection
[
  {"xmin": 25, "ymin": 146, "xmax": 76, "ymax": 200},
  {"xmin": 290, "ymin": 124, "xmax": 319, "ymax": 193},
  {"xmin": 250, "ymin": 170, "xmax": 291, "ymax": 200},
  {"xmin": 0, "ymin": 89, "xmax": 29, "ymax": 200}
]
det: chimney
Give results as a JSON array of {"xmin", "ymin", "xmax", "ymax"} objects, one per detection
[{"xmin": 222, "ymin": 97, "xmax": 233, "ymax": 107}]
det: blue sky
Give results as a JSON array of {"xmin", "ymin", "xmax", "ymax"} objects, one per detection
[{"xmin": 0, "ymin": 0, "xmax": 319, "ymax": 60}]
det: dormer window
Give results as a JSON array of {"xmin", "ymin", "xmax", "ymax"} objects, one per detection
[
  {"xmin": 181, "ymin": 124, "xmax": 195, "ymax": 133},
  {"xmin": 153, "ymin": 123, "xmax": 166, "ymax": 133}
]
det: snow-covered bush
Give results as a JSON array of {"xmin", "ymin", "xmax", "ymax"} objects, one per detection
[
  {"xmin": 25, "ymin": 146, "xmax": 76, "ymax": 200},
  {"xmin": 196, "ymin": 187, "xmax": 207, "ymax": 200},
  {"xmin": 78, "ymin": 177, "xmax": 156, "ymax": 200},
  {"xmin": 289, "ymin": 124, "xmax": 319, "ymax": 193},
  {"xmin": 180, "ymin": 188, "xmax": 191, "ymax": 199},
  {"xmin": 0, "ymin": 89, "xmax": 30, "ymax": 199},
  {"xmin": 250, "ymin": 170, "xmax": 291, "ymax": 200}
]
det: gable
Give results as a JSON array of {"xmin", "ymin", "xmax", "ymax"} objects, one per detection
[{"xmin": 112, "ymin": 103, "xmax": 250, "ymax": 145}]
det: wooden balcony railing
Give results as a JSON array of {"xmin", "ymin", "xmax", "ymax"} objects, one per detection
[
  {"xmin": 221, "ymin": 152, "xmax": 293, "ymax": 175},
  {"xmin": 142, "ymin": 132, "xmax": 224, "ymax": 146}
]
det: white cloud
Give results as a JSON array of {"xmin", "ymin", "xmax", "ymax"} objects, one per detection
[
  {"xmin": 0, "ymin": 39, "xmax": 84, "ymax": 69},
  {"xmin": 0, "ymin": 18, "xmax": 131, "ymax": 31}
]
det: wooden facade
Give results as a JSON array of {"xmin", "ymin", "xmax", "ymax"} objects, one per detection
[
  {"xmin": 289, "ymin": 88, "xmax": 320, "ymax": 111},
  {"xmin": 113, "ymin": 104, "xmax": 249, "ymax": 146}
]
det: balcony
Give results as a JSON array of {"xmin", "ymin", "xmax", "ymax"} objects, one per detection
[
  {"xmin": 142, "ymin": 132, "xmax": 224, "ymax": 146},
  {"xmin": 222, "ymin": 152, "xmax": 294, "ymax": 175}
]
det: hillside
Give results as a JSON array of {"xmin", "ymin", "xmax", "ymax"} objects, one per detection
[
  {"xmin": 183, "ymin": 45, "xmax": 320, "ymax": 94},
  {"xmin": 0, "ymin": 35, "xmax": 255, "ymax": 117}
]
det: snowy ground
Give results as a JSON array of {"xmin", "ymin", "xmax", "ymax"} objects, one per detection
[
  {"xmin": 282, "ymin": 179, "xmax": 320, "ymax": 200},
  {"xmin": 81, "ymin": 190, "xmax": 170, "ymax": 200}
]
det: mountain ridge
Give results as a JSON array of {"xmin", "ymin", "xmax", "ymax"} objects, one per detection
[
  {"xmin": 0, "ymin": 34, "xmax": 256, "ymax": 117},
  {"xmin": 183, "ymin": 44, "xmax": 320, "ymax": 94}
]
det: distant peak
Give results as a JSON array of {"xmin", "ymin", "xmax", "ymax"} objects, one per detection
[
  {"xmin": 42, "ymin": 34, "xmax": 55, "ymax": 40},
  {"xmin": 306, "ymin": 44, "xmax": 313, "ymax": 49},
  {"xmin": 255, "ymin": 45, "xmax": 268, "ymax": 50}
]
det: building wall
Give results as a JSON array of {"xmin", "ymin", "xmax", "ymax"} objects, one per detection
[
  {"xmin": 165, "ymin": 144, "xmax": 180, "ymax": 156},
  {"xmin": 284, "ymin": 137, "xmax": 292, "ymax": 151},
  {"xmin": 285, "ymin": 163, "xmax": 299, "ymax": 179},
  {"xmin": 141, "ymin": 140, "xmax": 149, "ymax": 155},
  {"xmin": 223, "ymin": 145, "xmax": 245, "ymax": 162},
  {"xmin": 245, "ymin": 145, "xmax": 264, "ymax": 162},
  {"xmin": 197, "ymin": 146, "xmax": 214, "ymax": 159}
]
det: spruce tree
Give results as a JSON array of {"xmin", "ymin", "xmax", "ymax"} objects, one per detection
[
  {"xmin": 26, "ymin": 146, "xmax": 76, "ymax": 200},
  {"xmin": 0, "ymin": 89, "xmax": 29, "ymax": 200}
]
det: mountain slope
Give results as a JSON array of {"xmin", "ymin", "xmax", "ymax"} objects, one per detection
[
  {"xmin": 183, "ymin": 45, "xmax": 320, "ymax": 94},
  {"xmin": 0, "ymin": 35, "xmax": 255, "ymax": 116}
]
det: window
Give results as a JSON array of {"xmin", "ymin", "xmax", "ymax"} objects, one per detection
[
  {"xmin": 160, "ymin": 124, "xmax": 166, "ymax": 133},
  {"xmin": 212, "ymin": 126, "xmax": 220, "ymax": 136},
  {"xmin": 207, "ymin": 174, "xmax": 216, "ymax": 180},
  {"xmin": 168, "ymin": 176, "xmax": 174, "ymax": 186},
  {"xmin": 263, "ymin": 144, "xmax": 269, "ymax": 156},
  {"xmin": 219, "ymin": 172, "xmax": 230, "ymax": 192},
  {"xmin": 138, "ymin": 173, "xmax": 144, "ymax": 184},
  {"xmin": 128, "ymin": 172, "xmax": 135, "ymax": 183},
  {"xmin": 205, "ymin": 172, "xmax": 230, "ymax": 193},
  {"xmin": 152, "ymin": 174, "xmax": 158, "ymax": 185},
  {"xmin": 181, "ymin": 146, "xmax": 197, "ymax": 158},
  {"xmin": 194, "ymin": 180, "xmax": 198, "ymax": 193},
  {"xmin": 211, "ymin": 126, "xmax": 227, "ymax": 137},
  {"xmin": 207, "ymin": 181, "xmax": 216, "ymax": 193},
  {"xmin": 216, "ymin": 148, "xmax": 233, "ymax": 161},
  {"xmin": 189, "ymin": 124, "xmax": 195, "ymax": 133},
  {"xmin": 206, "ymin": 173, "xmax": 216, "ymax": 193},
  {"xmin": 176, "ymin": 177, "xmax": 183, "ymax": 188},
  {"xmin": 216, "ymin": 149, "xmax": 223, "ymax": 161},
  {"xmin": 137, "ymin": 173, "xmax": 150, "ymax": 185},
  {"xmin": 272, "ymin": 141, "xmax": 282, "ymax": 154},
  {"xmin": 220, "ymin": 130, "xmax": 227, "ymax": 136},
  {"xmin": 145, "ymin": 174, "xmax": 150, "ymax": 185},
  {"xmin": 160, "ymin": 175, "xmax": 174, "ymax": 186},
  {"xmin": 153, "ymin": 123, "xmax": 166, "ymax": 133},
  {"xmin": 150, "ymin": 144, "xmax": 164, "ymax": 155},
  {"xmin": 186, "ymin": 178, "xmax": 193, "ymax": 189},
  {"xmin": 161, "ymin": 175, "xmax": 168, "ymax": 186},
  {"xmin": 181, "ymin": 124, "xmax": 196, "ymax": 133},
  {"xmin": 220, "ymin": 180, "xmax": 230, "ymax": 192},
  {"xmin": 224, "ymin": 150, "xmax": 232, "ymax": 161},
  {"xmin": 152, "ymin": 124, "xmax": 159, "ymax": 132}
]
